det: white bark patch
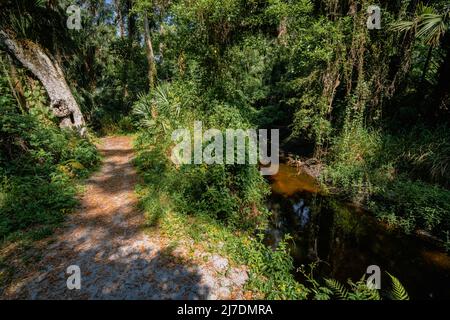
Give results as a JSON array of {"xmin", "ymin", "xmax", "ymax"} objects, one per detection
[{"xmin": 0, "ymin": 30, "xmax": 86, "ymax": 135}]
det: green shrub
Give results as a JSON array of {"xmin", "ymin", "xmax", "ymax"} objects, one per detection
[
  {"xmin": 323, "ymin": 124, "xmax": 450, "ymax": 243},
  {"xmin": 132, "ymin": 80, "xmax": 305, "ymax": 299},
  {"xmin": 133, "ymin": 81, "xmax": 270, "ymax": 229},
  {"xmin": 370, "ymin": 179, "xmax": 450, "ymax": 239},
  {"xmin": 322, "ymin": 126, "xmax": 382, "ymax": 201},
  {"xmin": 382, "ymin": 126, "xmax": 450, "ymax": 187},
  {"xmin": 0, "ymin": 69, "xmax": 100, "ymax": 241}
]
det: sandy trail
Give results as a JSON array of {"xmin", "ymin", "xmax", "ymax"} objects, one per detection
[{"xmin": 3, "ymin": 136, "xmax": 248, "ymax": 299}]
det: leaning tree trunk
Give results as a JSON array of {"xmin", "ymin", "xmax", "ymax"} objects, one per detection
[{"xmin": 0, "ymin": 30, "xmax": 86, "ymax": 135}]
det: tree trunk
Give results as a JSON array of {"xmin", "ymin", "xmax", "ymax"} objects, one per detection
[
  {"xmin": 420, "ymin": 45, "xmax": 433, "ymax": 85},
  {"xmin": 126, "ymin": 0, "xmax": 136, "ymax": 42},
  {"xmin": 434, "ymin": 33, "xmax": 450, "ymax": 113},
  {"xmin": 121, "ymin": 0, "xmax": 135, "ymax": 101},
  {"xmin": 277, "ymin": 16, "xmax": 288, "ymax": 46},
  {"xmin": 115, "ymin": 0, "xmax": 125, "ymax": 38},
  {"xmin": 144, "ymin": 13, "xmax": 157, "ymax": 89},
  {"xmin": 159, "ymin": 24, "xmax": 165, "ymax": 64},
  {"xmin": 0, "ymin": 30, "xmax": 86, "ymax": 135}
]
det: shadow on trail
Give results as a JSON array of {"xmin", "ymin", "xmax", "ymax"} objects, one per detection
[
  {"xmin": 1, "ymin": 137, "xmax": 212, "ymax": 300},
  {"xmin": 6, "ymin": 244, "xmax": 211, "ymax": 299}
]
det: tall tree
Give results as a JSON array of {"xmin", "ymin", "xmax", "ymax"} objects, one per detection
[
  {"xmin": 115, "ymin": 0, "xmax": 125, "ymax": 38},
  {"xmin": 134, "ymin": 0, "xmax": 167, "ymax": 90},
  {"xmin": 143, "ymin": 13, "xmax": 157, "ymax": 89}
]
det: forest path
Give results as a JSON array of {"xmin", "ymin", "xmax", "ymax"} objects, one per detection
[{"xmin": 3, "ymin": 136, "xmax": 248, "ymax": 299}]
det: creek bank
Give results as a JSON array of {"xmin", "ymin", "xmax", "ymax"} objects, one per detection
[
  {"xmin": 264, "ymin": 162, "xmax": 450, "ymax": 299},
  {"xmin": 277, "ymin": 152, "xmax": 447, "ymax": 249}
]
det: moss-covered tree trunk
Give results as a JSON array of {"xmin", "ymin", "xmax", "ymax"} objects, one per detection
[{"xmin": 0, "ymin": 31, "xmax": 86, "ymax": 136}]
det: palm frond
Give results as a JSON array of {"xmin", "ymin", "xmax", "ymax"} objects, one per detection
[
  {"xmin": 390, "ymin": 4, "xmax": 449, "ymax": 46},
  {"xmin": 417, "ymin": 13, "xmax": 445, "ymax": 45},
  {"xmin": 153, "ymin": 84, "xmax": 170, "ymax": 108},
  {"xmin": 417, "ymin": 3, "xmax": 436, "ymax": 16},
  {"xmin": 132, "ymin": 92, "xmax": 153, "ymax": 124},
  {"xmin": 390, "ymin": 20, "xmax": 416, "ymax": 33}
]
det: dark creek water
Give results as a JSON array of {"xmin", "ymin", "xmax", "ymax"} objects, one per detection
[{"xmin": 265, "ymin": 163, "xmax": 450, "ymax": 299}]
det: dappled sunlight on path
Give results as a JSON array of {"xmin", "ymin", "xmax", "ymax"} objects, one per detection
[{"xmin": 2, "ymin": 136, "xmax": 248, "ymax": 300}]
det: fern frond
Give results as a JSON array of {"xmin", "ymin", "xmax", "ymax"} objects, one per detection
[
  {"xmin": 325, "ymin": 278, "xmax": 349, "ymax": 300},
  {"xmin": 387, "ymin": 272, "xmax": 409, "ymax": 300}
]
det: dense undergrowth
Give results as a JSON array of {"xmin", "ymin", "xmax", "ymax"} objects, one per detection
[
  {"xmin": 127, "ymin": 0, "xmax": 449, "ymax": 298},
  {"xmin": 131, "ymin": 80, "xmax": 410, "ymax": 300},
  {"xmin": 134, "ymin": 133, "xmax": 410, "ymax": 299},
  {"xmin": 134, "ymin": 135, "xmax": 307, "ymax": 299},
  {"xmin": 131, "ymin": 77, "xmax": 308, "ymax": 298},
  {"xmin": 0, "ymin": 64, "xmax": 100, "ymax": 244},
  {"xmin": 323, "ymin": 124, "xmax": 450, "ymax": 245}
]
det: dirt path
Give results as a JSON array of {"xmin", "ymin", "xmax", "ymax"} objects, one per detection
[{"xmin": 3, "ymin": 136, "xmax": 248, "ymax": 299}]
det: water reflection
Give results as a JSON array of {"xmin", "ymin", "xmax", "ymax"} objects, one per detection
[
  {"xmin": 293, "ymin": 199, "xmax": 310, "ymax": 227},
  {"xmin": 266, "ymin": 164, "xmax": 450, "ymax": 299}
]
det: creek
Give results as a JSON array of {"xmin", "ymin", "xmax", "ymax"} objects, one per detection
[{"xmin": 265, "ymin": 163, "xmax": 450, "ymax": 299}]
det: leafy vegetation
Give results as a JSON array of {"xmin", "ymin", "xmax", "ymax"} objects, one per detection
[
  {"xmin": 133, "ymin": 140, "xmax": 307, "ymax": 298},
  {"xmin": 0, "ymin": 55, "xmax": 100, "ymax": 242},
  {"xmin": 131, "ymin": 84, "xmax": 308, "ymax": 298},
  {"xmin": 1, "ymin": 0, "xmax": 449, "ymax": 300},
  {"xmin": 299, "ymin": 263, "xmax": 409, "ymax": 300}
]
